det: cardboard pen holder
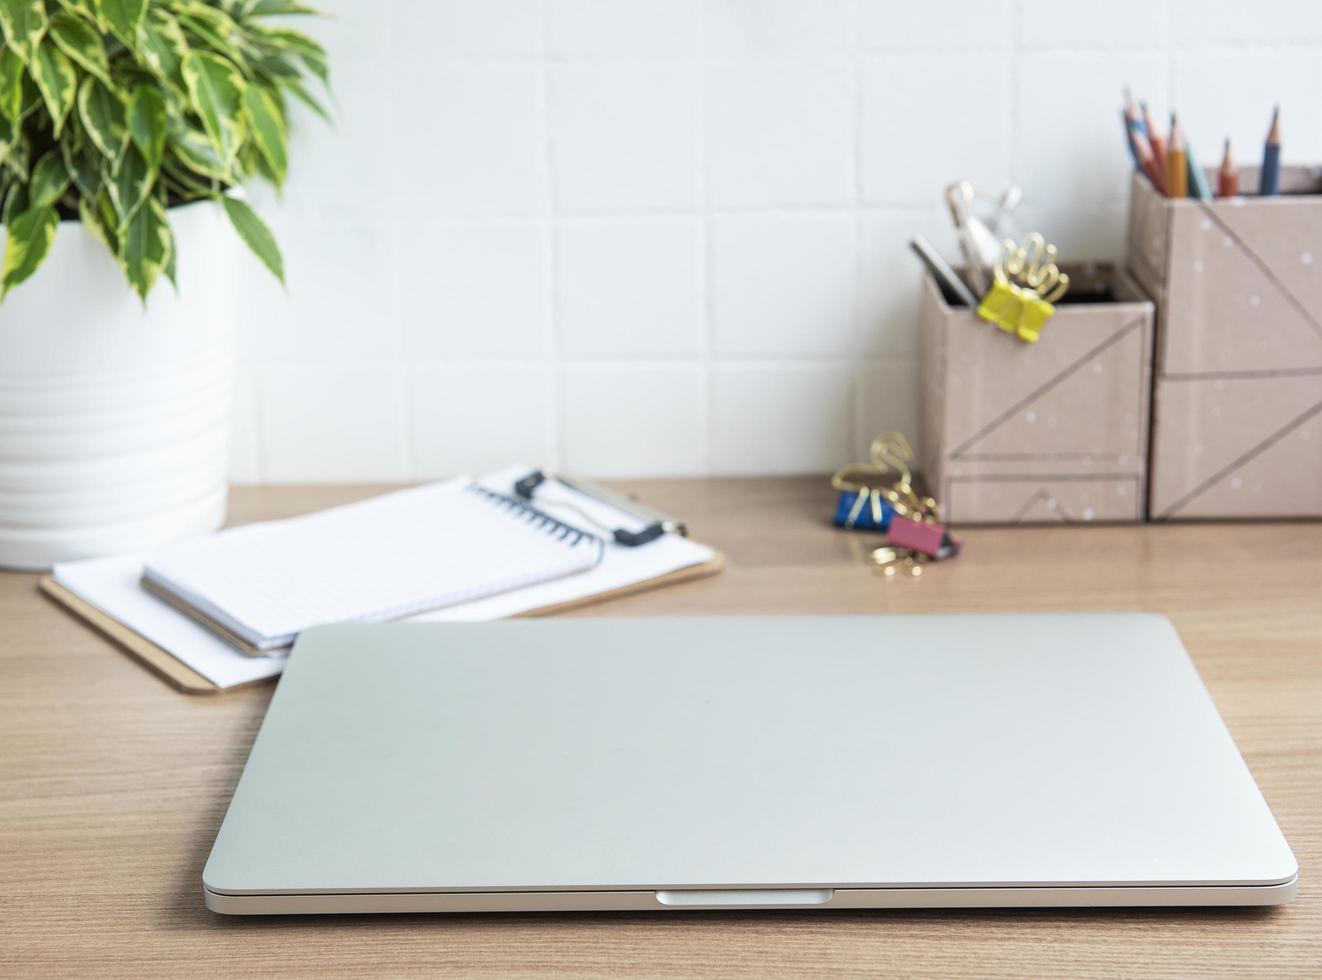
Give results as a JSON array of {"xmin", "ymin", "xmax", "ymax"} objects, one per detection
[
  {"xmin": 1127, "ymin": 169, "xmax": 1322, "ymax": 520},
  {"xmin": 919, "ymin": 265, "xmax": 1155, "ymax": 525}
]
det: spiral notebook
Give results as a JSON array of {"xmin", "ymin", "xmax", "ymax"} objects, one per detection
[{"xmin": 140, "ymin": 482, "xmax": 607, "ymax": 654}]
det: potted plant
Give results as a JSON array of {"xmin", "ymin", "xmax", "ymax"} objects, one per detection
[{"xmin": 0, "ymin": 0, "xmax": 328, "ymax": 569}]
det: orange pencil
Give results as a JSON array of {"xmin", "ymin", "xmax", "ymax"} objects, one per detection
[
  {"xmin": 1142, "ymin": 101, "xmax": 1167, "ymax": 178},
  {"xmin": 1218, "ymin": 138, "xmax": 1238, "ymax": 197},
  {"xmin": 1166, "ymin": 114, "xmax": 1188, "ymax": 198}
]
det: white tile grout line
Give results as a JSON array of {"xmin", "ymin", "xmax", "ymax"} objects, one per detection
[
  {"xmin": 697, "ymin": 0, "xmax": 718, "ymax": 477},
  {"xmin": 539, "ymin": 2, "xmax": 564, "ymax": 472},
  {"xmin": 238, "ymin": 355, "xmax": 924, "ymax": 372},
  {"xmin": 849, "ymin": 0, "xmax": 867, "ymax": 456}
]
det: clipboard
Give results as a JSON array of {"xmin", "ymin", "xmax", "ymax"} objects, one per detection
[
  {"xmin": 40, "ymin": 576, "xmax": 246, "ymax": 695},
  {"xmin": 41, "ymin": 555, "xmax": 724, "ymax": 695},
  {"xmin": 40, "ymin": 473, "xmax": 724, "ymax": 695}
]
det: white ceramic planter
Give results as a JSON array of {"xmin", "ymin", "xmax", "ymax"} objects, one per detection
[{"xmin": 0, "ymin": 199, "xmax": 238, "ymax": 570}]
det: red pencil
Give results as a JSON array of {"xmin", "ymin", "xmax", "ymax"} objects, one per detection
[
  {"xmin": 1218, "ymin": 138, "xmax": 1238, "ymax": 197},
  {"xmin": 1142, "ymin": 102, "xmax": 1167, "ymax": 180}
]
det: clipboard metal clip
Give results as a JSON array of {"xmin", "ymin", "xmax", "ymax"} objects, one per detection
[{"xmin": 513, "ymin": 470, "xmax": 687, "ymax": 547}]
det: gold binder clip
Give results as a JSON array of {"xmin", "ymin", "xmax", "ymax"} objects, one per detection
[
  {"xmin": 978, "ymin": 238, "xmax": 1027, "ymax": 334},
  {"xmin": 976, "ymin": 234, "xmax": 1070, "ymax": 343},
  {"xmin": 868, "ymin": 432, "xmax": 938, "ymax": 520},
  {"xmin": 830, "ymin": 434, "xmax": 898, "ymax": 529}
]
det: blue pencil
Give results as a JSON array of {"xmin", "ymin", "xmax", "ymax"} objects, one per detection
[
  {"xmin": 1121, "ymin": 89, "xmax": 1145, "ymax": 168},
  {"xmin": 1260, "ymin": 105, "xmax": 1281, "ymax": 196},
  {"xmin": 1124, "ymin": 87, "xmax": 1146, "ymax": 135},
  {"xmin": 1187, "ymin": 141, "xmax": 1213, "ymax": 199},
  {"xmin": 1121, "ymin": 110, "xmax": 1142, "ymax": 168}
]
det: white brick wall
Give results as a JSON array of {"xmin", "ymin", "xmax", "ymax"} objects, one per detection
[{"xmin": 228, "ymin": 0, "xmax": 1322, "ymax": 482}]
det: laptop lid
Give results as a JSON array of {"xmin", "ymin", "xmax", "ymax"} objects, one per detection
[{"xmin": 203, "ymin": 615, "xmax": 1296, "ymax": 911}]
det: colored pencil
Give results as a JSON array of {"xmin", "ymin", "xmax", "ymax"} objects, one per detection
[
  {"xmin": 1122, "ymin": 110, "xmax": 1142, "ymax": 168},
  {"xmin": 1132, "ymin": 129, "xmax": 1166, "ymax": 193},
  {"xmin": 1218, "ymin": 138, "xmax": 1239, "ymax": 197},
  {"xmin": 1142, "ymin": 101, "xmax": 1167, "ymax": 178},
  {"xmin": 1124, "ymin": 87, "xmax": 1147, "ymax": 135},
  {"xmin": 1259, "ymin": 105, "xmax": 1281, "ymax": 196},
  {"xmin": 1185, "ymin": 137, "xmax": 1213, "ymax": 199},
  {"xmin": 1121, "ymin": 89, "xmax": 1146, "ymax": 167},
  {"xmin": 1166, "ymin": 115, "xmax": 1189, "ymax": 199}
]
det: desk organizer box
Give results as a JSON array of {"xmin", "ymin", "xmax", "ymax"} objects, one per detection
[
  {"xmin": 919, "ymin": 266, "xmax": 1155, "ymax": 524},
  {"xmin": 1127, "ymin": 169, "xmax": 1322, "ymax": 520}
]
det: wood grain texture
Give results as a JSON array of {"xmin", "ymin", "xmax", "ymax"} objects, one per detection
[{"xmin": 1, "ymin": 478, "xmax": 1319, "ymax": 978}]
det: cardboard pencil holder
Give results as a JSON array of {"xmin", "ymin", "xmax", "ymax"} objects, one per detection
[
  {"xmin": 918, "ymin": 265, "xmax": 1155, "ymax": 524},
  {"xmin": 1127, "ymin": 170, "xmax": 1322, "ymax": 520}
]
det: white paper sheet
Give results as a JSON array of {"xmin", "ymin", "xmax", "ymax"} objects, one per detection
[{"xmin": 51, "ymin": 467, "xmax": 716, "ymax": 689}]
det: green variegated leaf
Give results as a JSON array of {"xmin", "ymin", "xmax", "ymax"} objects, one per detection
[
  {"xmin": 239, "ymin": 139, "xmax": 273, "ymax": 185},
  {"xmin": 120, "ymin": 195, "xmax": 170, "ymax": 300},
  {"xmin": 107, "ymin": 143, "xmax": 151, "ymax": 228},
  {"xmin": 49, "ymin": 12, "xmax": 111, "ymax": 85},
  {"xmin": 252, "ymin": 51, "xmax": 300, "ymax": 82},
  {"xmin": 62, "ymin": 139, "xmax": 101, "ymax": 197},
  {"xmin": 0, "ymin": 0, "xmax": 46, "ymax": 64},
  {"xmin": 128, "ymin": 85, "xmax": 166, "ymax": 174},
  {"xmin": 241, "ymin": 84, "xmax": 284, "ymax": 186},
  {"xmin": 281, "ymin": 75, "xmax": 329, "ymax": 123},
  {"xmin": 1, "ymin": 204, "xmax": 56, "ymax": 295},
  {"xmin": 161, "ymin": 149, "xmax": 215, "ymax": 193},
  {"xmin": 77, "ymin": 190, "xmax": 113, "ymax": 251},
  {"xmin": 136, "ymin": 9, "xmax": 188, "ymax": 87},
  {"xmin": 77, "ymin": 75, "xmax": 125, "ymax": 159},
  {"xmin": 176, "ymin": 15, "xmax": 236, "ymax": 63},
  {"xmin": 173, "ymin": 3, "xmax": 242, "ymax": 56},
  {"xmin": 0, "ymin": 46, "xmax": 24, "ymax": 120},
  {"xmin": 1, "ymin": 126, "xmax": 25, "ymax": 179},
  {"xmin": 162, "ymin": 196, "xmax": 177, "ymax": 287},
  {"xmin": 57, "ymin": 0, "xmax": 97, "ymax": 18},
  {"xmin": 30, "ymin": 41, "xmax": 77, "ymax": 135},
  {"xmin": 1, "ymin": 177, "xmax": 26, "ymax": 221},
  {"xmin": 181, "ymin": 50, "xmax": 245, "ymax": 167},
  {"xmin": 93, "ymin": 0, "xmax": 146, "ymax": 47},
  {"xmin": 166, "ymin": 112, "xmax": 228, "ymax": 180},
  {"xmin": 248, "ymin": 24, "xmax": 325, "ymax": 82},
  {"xmin": 0, "ymin": 111, "xmax": 12, "ymax": 163},
  {"xmin": 247, "ymin": 1, "xmax": 320, "ymax": 15},
  {"xmin": 28, "ymin": 151, "xmax": 69, "ymax": 206},
  {"xmin": 15, "ymin": 67, "xmax": 40, "ymax": 121},
  {"xmin": 221, "ymin": 194, "xmax": 281, "ymax": 282}
]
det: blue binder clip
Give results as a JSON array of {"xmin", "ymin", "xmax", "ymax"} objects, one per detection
[
  {"xmin": 833, "ymin": 489, "xmax": 894, "ymax": 530},
  {"xmin": 831, "ymin": 431, "xmax": 919, "ymax": 532}
]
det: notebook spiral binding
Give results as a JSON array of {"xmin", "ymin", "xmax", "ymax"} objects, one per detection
[{"xmin": 465, "ymin": 484, "xmax": 606, "ymax": 561}]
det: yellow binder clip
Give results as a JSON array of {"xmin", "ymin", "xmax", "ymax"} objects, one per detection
[{"xmin": 976, "ymin": 235, "xmax": 1070, "ymax": 343}]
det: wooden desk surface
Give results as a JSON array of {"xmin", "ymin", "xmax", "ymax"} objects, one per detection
[{"xmin": 2, "ymin": 479, "xmax": 1319, "ymax": 978}]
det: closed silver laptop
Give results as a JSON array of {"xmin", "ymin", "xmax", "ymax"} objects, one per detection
[{"xmin": 204, "ymin": 614, "xmax": 1297, "ymax": 914}]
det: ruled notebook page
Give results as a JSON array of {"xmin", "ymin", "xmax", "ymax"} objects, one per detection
[{"xmin": 142, "ymin": 482, "xmax": 604, "ymax": 650}]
